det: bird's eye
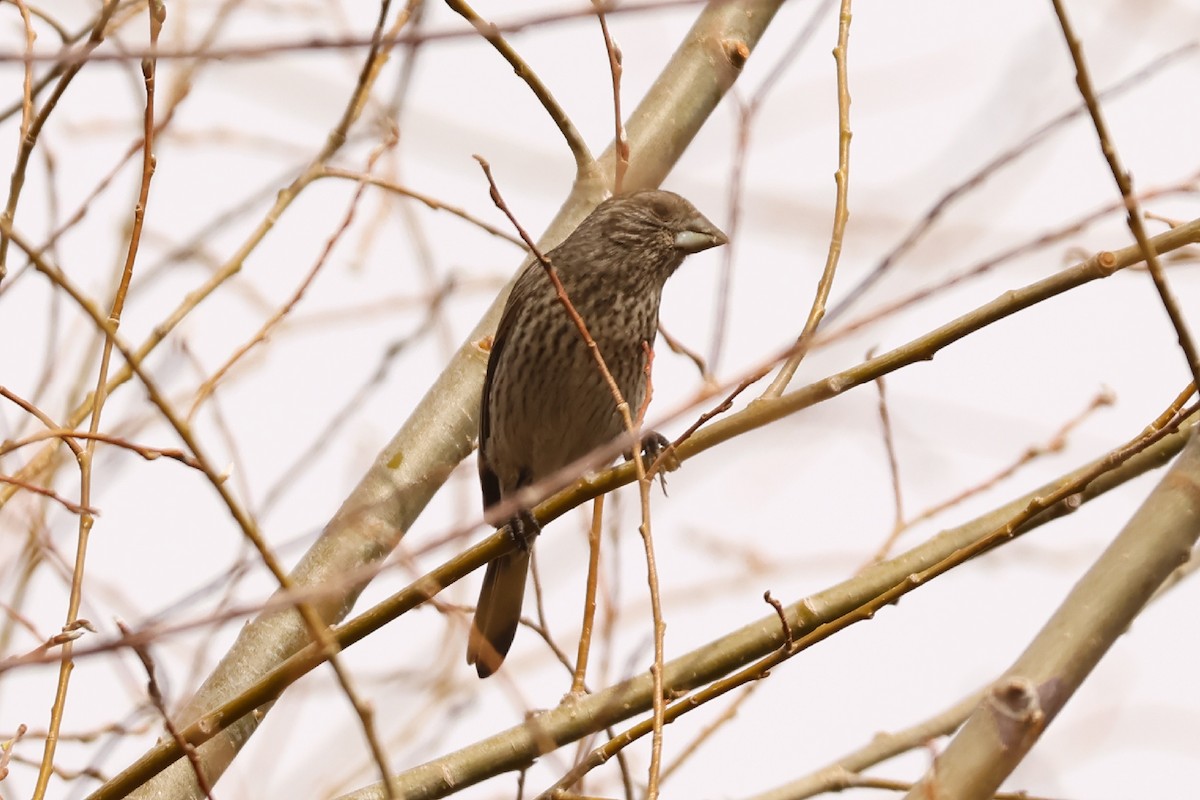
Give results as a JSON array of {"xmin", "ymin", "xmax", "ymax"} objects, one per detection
[{"xmin": 647, "ymin": 197, "xmax": 673, "ymax": 220}]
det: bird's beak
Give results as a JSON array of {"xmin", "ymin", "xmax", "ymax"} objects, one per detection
[{"xmin": 674, "ymin": 214, "xmax": 728, "ymax": 254}]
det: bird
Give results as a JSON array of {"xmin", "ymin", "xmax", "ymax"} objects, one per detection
[{"xmin": 467, "ymin": 189, "xmax": 727, "ymax": 677}]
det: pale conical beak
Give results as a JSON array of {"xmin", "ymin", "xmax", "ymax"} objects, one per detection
[{"xmin": 674, "ymin": 214, "xmax": 728, "ymax": 254}]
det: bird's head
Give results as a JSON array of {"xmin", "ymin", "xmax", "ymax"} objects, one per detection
[{"xmin": 562, "ymin": 189, "xmax": 727, "ymax": 283}]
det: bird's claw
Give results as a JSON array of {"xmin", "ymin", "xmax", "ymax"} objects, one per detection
[
  {"xmin": 506, "ymin": 510, "xmax": 541, "ymax": 551},
  {"xmin": 631, "ymin": 431, "xmax": 678, "ymax": 495},
  {"xmin": 638, "ymin": 431, "xmax": 671, "ymax": 465}
]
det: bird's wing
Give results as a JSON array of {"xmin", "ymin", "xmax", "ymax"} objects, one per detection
[
  {"xmin": 478, "ymin": 328, "xmax": 504, "ymax": 510},
  {"xmin": 478, "ymin": 262, "xmax": 546, "ymax": 510}
]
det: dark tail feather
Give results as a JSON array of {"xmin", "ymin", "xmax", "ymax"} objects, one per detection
[{"xmin": 466, "ymin": 549, "xmax": 531, "ymax": 678}]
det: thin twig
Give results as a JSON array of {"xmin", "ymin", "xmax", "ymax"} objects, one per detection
[
  {"xmin": 0, "ymin": 429, "xmax": 203, "ymax": 470},
  {"xmin": 742, "ymin": 691, "xmax": 983, "ymax": 800},
  {"xmin": 319, "ymin": 167, "xmax": 527, "ymax": 247},
  {"xmin": 188, "ymin": 130, "xmax": 400, "ymax": 422},
  {"xmin": 10, "ymin": 0, "xmax": 35, "ymax": 143},
  {"xmin": 708, "ymin": 0, "xmax": 837, "ymax": 373},
  {"xmin": 593, "ymin": 2, "xmax": 628, "ymax": 193},
  {"xmin": 657, "ymin": 682, "xmax": 761, "ymax": 784},
  {"xmin": 840, "ymin": 773, "xmax": 1063, "ymax": 800},
  {"xmin": 1049, "ymin": 0, "xmax": 1200, "ymax": 390},
  {"xmin": 873, "ymin": 361, "xmax": 905, "ymax": 536},
  {"xmin": 474, "ymin": 156, "xmax": 668, "ymax": 795},
  {"xmin": 658, "ymin": 321, "xmax": 714, "ymax": 385},
  {"xmin": 473, "ymin": 157, "xmax": 634, "ymax": 434},
  {"xmin": 32, "ymin": 3, "xmax": 159, "ymax": 792},
  {"xmin": 449, "ymin": 0, "xmax": 593, "ymax": 175},
  {"xmin": 635, "ymin": 358, "xmax": 666, "ymax": 800},
  {"xmin": 117, "ymin": 622, "xmax": 215, "ymax": 800},
  {"xmin": 0, "ymin": 386, "xmax": 83, "ymax": 458},
  {"xmin": 572, "ymin": 497, "xmax": 606, "ymax": 695},
  {"xmin": 0, "ymin": 1, "xmax": 715, "ymax": 68},
  {"xmin": 528, "ymin": 553, "xmax": 575, "ymax": 676},
  {"xmin": 0, "ymin": 0, "xmax": 121, "ymax": 285},
  {"xmin": 866, "ymin": 386, "xmax": 1116, "ymax": 566},
  {"xmin": 819, "ymin": 172, "xmax": 1200, "ymax": 347},
  {"xmin": 822, "ymin": 40, "xmax": 1199, "ymax": 327},
  {"xmin": 886, "ymin": 389, "xmax": 1115, "ymax": 552},
  {"xmin": 761, "ymin": 0, "xmax": 853, "ymax": 398},
  {"xmin": 0, "ymin": 723, "xmax": 26, "ymax": 782},
  {"xmin": 0, "ymin": 475, "xmax": 96, "ymax": 515}
]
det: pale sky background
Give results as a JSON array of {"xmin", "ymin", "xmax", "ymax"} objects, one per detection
[{"xmin": 2, "ymin": 1, "xmax": 1199, "ymax": 798}]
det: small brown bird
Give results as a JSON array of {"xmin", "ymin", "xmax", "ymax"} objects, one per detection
[{"xmin": 467, "ymin": 189, "xmax": 727, "ymax": 677}]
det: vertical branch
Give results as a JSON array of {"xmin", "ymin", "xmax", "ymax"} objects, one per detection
[
  {"xmin": 707, "ymin": 0, "xmax": 835, "ymax": 374},
  {"xmin": 448, "ymin": 0, "xmax": 595, "ymax": 178},
  {"xmin": 0, "ymin": 0, "xmax": 121, "ymax": 285},
  {"xmin": 1049, "ymin": 0, "xmax": 1200, "ymax": 390},
  {"xmin": 11, "ymin": 0, "xmax": 35, "ymax": 144},
  {"xmin": 32, "ymin": 2, "xmax": 160, "ymax": 794},
  {"xmin": 634, "ymin": 340, "xmax": 666, "ymax": 800},
  {"xmin": 117, "ymin": 623, "xmax": 215, "ymax": 800},
  {"xmin": 869, "ymin": 364, "xmax": 906, "ymax": 563},
  {"xmin": 594, "ymin": 2, "xmax": 629, "ymax": 193},
  {"xmin": 762, "ymin": 0, "xmax": 854, "ymax": 398},
  {"xmin": 571, "ymin": 496, "xmax": 606, "ymax": 695},
  {"xmin": 708, "ymin": 98, "xmax": 749, "ymax": 374}
]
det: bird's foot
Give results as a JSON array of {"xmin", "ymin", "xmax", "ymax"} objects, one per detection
[
  {"xmin": 507, "ymin": 509, "xmax": 541, "ymax": 551},
  {"xmin": 639, "ymin": 431, "xmax": 675, "ymax": 466},
  {"xmin": 629, "ymin": 431, "xmax": 679, "ymax": 494}
]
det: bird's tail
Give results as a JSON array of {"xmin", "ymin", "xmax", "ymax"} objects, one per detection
[{"xmin": 467, "ymin": 548, "xmax": 531, "ymax": 678}]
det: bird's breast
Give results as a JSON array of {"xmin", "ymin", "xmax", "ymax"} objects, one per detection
[{"xmin": 483, "ymin": 283, "xmax": 661, "ymax": 494}]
